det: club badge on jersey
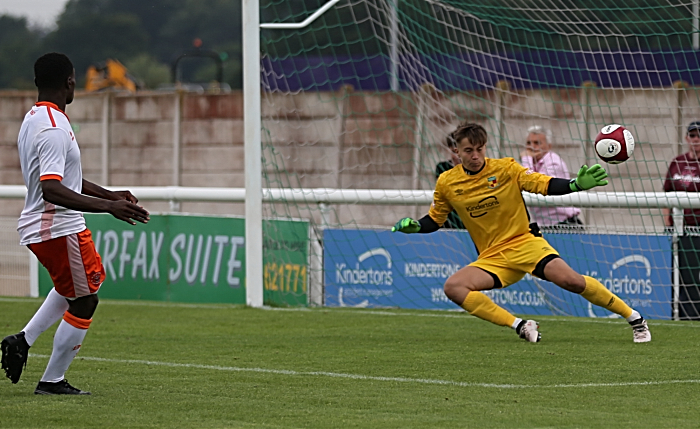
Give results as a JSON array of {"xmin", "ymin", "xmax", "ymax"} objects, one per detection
[{"xmin": 487, "ymin": 176, "xmax": 499, "ymax": 189}]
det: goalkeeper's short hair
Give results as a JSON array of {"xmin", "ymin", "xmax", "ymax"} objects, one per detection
[{"xmin": 451, "ymin": 122, "xmax": 487, "ymax": 148}]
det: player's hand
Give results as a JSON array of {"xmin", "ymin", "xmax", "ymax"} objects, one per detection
[
  {"xmin": 113, "ymin": 190, "xmax": 138, "ymax": 204},
  {"xmin": 391, "ymin": 217, "xmax": 421, "ymax": 233},
  {"xmin": 108, "ymin": 200, "xmax": 150, "ymax": 225},
  {"xmin": 570, "ymin": 164, "xmax": 608, "ymax": 191}
]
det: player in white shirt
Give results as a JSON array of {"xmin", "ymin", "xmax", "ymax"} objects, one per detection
[{"xmin": 0, "ymin": 53, "xmax": 150, "ymax": 395}]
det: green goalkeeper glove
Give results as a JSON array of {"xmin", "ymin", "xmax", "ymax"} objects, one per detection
[
  {"xmin": 570, "ymin": 164, "xmax": 609, "ymax": 191},
  {"xmin": 391, "ymin": 217, "xmax": 421, "ymax": 233}
]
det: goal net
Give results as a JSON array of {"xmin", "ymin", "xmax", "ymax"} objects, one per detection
[{"xmin": 258, "ymin": 0, "xmax": 700, "ymax": 319}]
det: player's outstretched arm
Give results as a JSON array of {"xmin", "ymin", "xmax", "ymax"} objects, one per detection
[
  {"xmin": 82, "ymin": 179, "xmax": 138, "ymax": 204},
  {"xmin": 569, "ymin": 164, "xmax": 609, "ymax": 191},
  {"xmin": 391, "ymin": 215, "xmax": 440, "ymax": 234},
  {"xmin": 42, "ymin": 179, "xmax": 149, "ymax": 225},
  {"xmin": 546, "ymin": 164, "xmax": 608, "ymax": 195}
]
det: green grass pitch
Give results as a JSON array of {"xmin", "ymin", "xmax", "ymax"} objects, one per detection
[{"xmin": 2, "ymin": 298, "xmax": 700, "ymax": 428}]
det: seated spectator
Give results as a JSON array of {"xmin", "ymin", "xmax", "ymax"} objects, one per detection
[
  {"xmin": 663, "ymin": 121, "xmax": 700, "ymax": 229},
  {"xmin": 520, "ymin": 125, "xmax": 582, "ymax": 227}
]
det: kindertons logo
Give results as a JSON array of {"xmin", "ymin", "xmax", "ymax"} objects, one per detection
[
  {"xmin": 466, "ymin": 196, "xmax": 500, "ymax": 218},
  {"xmin": 585, "ymin": 254, "xmax": 653, "ymax": 318},
  {"xmin": 335, "ymin": 247, "xmax": 393, "ymax": 286}
]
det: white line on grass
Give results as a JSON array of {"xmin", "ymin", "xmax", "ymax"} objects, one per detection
[
  {"xmin": 4, "ymin": 296, "xmax": 700, "ymax": 328},
  {"xmin": 28, "ymin": 353, "xmax": 700, "ymax": 390}
]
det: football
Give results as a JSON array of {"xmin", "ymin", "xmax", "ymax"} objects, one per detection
[{"xmin": 594, "ymin": 124, "xmax": 635, "ymax": 164}]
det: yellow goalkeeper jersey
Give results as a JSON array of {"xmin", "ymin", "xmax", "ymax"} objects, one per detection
[{"xmin": 428, "ymin": 157, "xmax": 552, "ymax": 257}]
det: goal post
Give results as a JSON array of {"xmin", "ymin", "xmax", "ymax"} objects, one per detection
[
  {"xmin": 245, "ymin": 0, "xmax": 343, "ymax": 308},
  {"xmin": 243, "ymin": 0, "xmax": 264, "ymax": 308}
]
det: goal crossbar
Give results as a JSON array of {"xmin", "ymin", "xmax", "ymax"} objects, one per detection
[{"xmin": 0, "ymin": 186, "xmax": 699, "ymax": 208}]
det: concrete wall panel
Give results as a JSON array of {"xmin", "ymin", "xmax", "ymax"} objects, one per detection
[
  {"xmin": 72, "ymin": 122, "xmax": 103, "ymax": 146},
  {"xmin": 264, "ymin": 118, "xmax": 342, "ymax": 145},
  {"xmin": 184, "ymin": 93, "xmax": 243, "ymax": 119},
  {"xmin": 113, "ymin": 94, "xmax": 176, "ymax": 121},
  {"xmin": 182, "ymin": 119, "xmax": 244, "ymax": 145},
  {"xmin": 0, "ymin": 89, "xmax": 693, "ymax": 235},
  {"xmin": 111, "ymin": 121, "xmax": 173, "ymax": 147},
  {"xmin": 0, "ymin": 95, "xmax": 35, "ymax": 120},
  {"xmin": 0, "ymin": 122, "xmax": 20, "ymax": 144},
  {"xmin": 68, "ymin": 95, "xmax": 106, "ymax": 121},
  {"xmin": 181, "ymin": 146, "xmax": 245, "ymax": 173}
]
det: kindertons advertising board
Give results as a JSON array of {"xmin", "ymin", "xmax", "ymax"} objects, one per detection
[{"xmin": 323, "ymin": 229, "xmax": 672, "ymax": 319}]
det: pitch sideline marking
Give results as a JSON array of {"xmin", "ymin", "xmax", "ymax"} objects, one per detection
[{"xmin": 28, "ymin": 353, "xmax": 700, "ymax": 390}]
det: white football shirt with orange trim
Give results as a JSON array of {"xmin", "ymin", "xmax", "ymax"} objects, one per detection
[{"xmin": 17, "ymin": 101, "xmax": 86, "ymax": 245}]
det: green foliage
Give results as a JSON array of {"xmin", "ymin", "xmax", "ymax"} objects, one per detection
[
  {"xmin": 0, "ymin": 0, "xmax": 696, "ymax": 90},
  {"xmin": 44, "ymin": 12, "xmax": 150, "ymax": 79},
  {"xmin": 0, "ymin": 15, "xmax": 43, "ymax": 89},
  {"xmin": 2, "ymin": 299, "xmax": 700, "ymax": 428},
  {"xmin": 124, "ymin": 54, "xmax": 171, "ymax": 89},
  {"xmin": 0, "ymin": 0, "xmax": 243, "ymax": 89}
]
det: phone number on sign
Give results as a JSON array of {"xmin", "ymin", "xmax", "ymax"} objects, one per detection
[{"xmin": 264, "ymin": 262, "xmax": 307, "ymax": 293}]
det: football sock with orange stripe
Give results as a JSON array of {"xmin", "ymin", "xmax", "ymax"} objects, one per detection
[
  {"xmin": 22, "ymin": 288, "xmax": 68, "ymax": 346},
  {"xmin": 580, "ymin": 275, "xmax": 633, "ymax": 319},
  {"xmin": 461, "ymin": 291, "xmax": 516, "ymax": 327},
  {"xmin": 40, "ymin": 312, "xmax": 92, "ymax": 383}
]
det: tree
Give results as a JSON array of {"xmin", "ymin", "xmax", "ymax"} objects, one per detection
[
  {"xmin": 42, "ymin": 0, "xmax": 243, "ymax": 88},
  {"xmin": 44, "ymin": 10, "xmax": 149, "ymax": 84},
  {"xmin": 124, "ymin": 54, "xmax": 171, "ymax": 89},
  {"xmin": 0, "ymin": 15, "xmax": 43, "ymax": 89}
]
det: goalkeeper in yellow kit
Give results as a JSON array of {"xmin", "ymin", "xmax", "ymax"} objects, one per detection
[{"xmin": 392, "ymin": 123, "xmax": 651, "ymax": 343}]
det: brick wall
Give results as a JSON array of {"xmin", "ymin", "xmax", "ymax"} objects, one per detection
[{"xmin": 0, "ymin": 87, "xmax": 696, "ymax": 231}]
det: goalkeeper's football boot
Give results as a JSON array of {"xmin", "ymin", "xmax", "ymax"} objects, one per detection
[
  {"xmin": 629, "ymin": 317, "xmax": 651, "ymax": 343},
  {"xmin": 516, "ymin": 320, "xmax": 541, "ymax": 343},
  {"xmin": 35, "ymin": 379, "xmax": 90, "ymax": 395},
  {"xmin": 1, "ymin": 331, "xmax": 30, "ymax": 384}
]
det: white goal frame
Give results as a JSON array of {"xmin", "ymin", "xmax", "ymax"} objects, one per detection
[{"xmin": 243, "ymin": 0, "xmax": 341, "ymax": 307}]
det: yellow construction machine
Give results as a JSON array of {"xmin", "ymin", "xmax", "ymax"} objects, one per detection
[{"xmin": 85, "ymin": 59, "xmax": 139, "ymax": 92}]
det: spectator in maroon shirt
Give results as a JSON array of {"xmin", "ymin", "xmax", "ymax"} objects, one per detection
[{"xmin": 663, "ymin": 121, "xmax": 700, "ymax": 228}]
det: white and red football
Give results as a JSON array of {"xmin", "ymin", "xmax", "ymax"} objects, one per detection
[{"xmin": 594, "ymin": 124, "xmax": 635, "ymax": 164}]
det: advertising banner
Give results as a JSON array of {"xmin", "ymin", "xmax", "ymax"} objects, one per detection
[
  {"xmin": 323, "ymin": 229, "xmax": 672, "ymax": 319},
  {"xmin": 38, "ymin": 214, "xmax": 309, "ymax": 305},
  {"xmin": 677, "ymin": 236, "xmax": 700, "ymax": 319},
  {"xmin": 262, "ymin": 220, "xmax": 310, "ymax": 307}
]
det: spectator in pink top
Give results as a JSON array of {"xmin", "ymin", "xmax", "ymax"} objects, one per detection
[{"xmin": 520, "ymin": 125, "xmax": 582, "ymax": 227}]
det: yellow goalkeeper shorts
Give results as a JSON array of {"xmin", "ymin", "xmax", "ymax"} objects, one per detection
[{"xmin": 468, "ymin": 235, "xmax": 560, "ymax": 288}]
